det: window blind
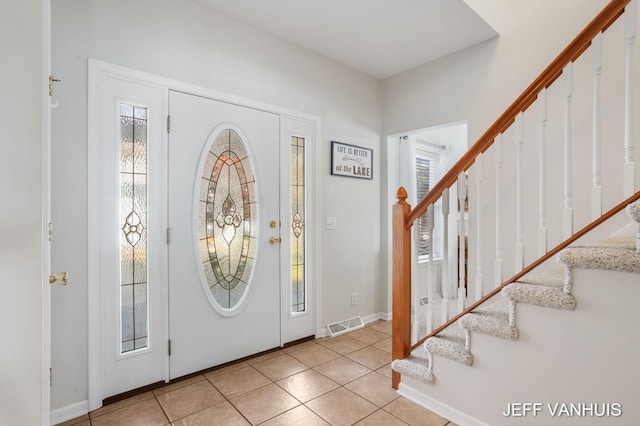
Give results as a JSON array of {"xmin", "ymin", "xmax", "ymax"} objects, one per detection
[{"xmin": 416, "ymin": 150, "xmax": 441, "ymax": 257}]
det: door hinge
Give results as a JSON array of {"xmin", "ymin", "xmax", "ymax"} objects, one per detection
[
  {"xmin": 167, "ymin": 115, "xmax": 171, "ymax": 133},
  {"xmin": 48, "ymin": 75, "xmax": 61, "ymax": 97},
  {"xmin": 168, "ymin": 339, "xmax": 172, "ymax": 357},
  {"xmin": 49, "ymin": 368, "xmax": 52, "ymax": 387},
  {"xmin": 166, "ymin": 228, "xmax": 171, "ymax": 244},
  {"xmin": 48, "ymin": 223, "xmax": 53, "ymax": 242}
]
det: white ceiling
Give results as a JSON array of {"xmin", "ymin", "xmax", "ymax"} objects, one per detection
[{"xmin": 194, "ymin": 0, "xmax": 498, "ymax": 79}]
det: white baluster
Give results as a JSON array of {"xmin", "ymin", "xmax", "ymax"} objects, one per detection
[
  {"xmin": 412, "ymin": 286, "xmax": 418, "ymax": 343},
  {"xmin": 441, "ymin": 188, "xmax": 450, "ymax": 324},
  {"xmin": 592, "ymin": 32, "xmax": 603, "ymax": 219},
  {"xmin": 412, "ymin": 216, "xmax": 418, "ymax": 342},
  {"xmin": 515, "ymin": 112, "xmax": 524, "ymax": 271},
  {"xmin": 494, "ymin": 135, "xmax": 503, "ymax": 288},
  {"xmin": 624, "ymin": 0, "xmax": 637, "ymax": 197},
  {"xmin": 475, "ymin": 154, "xmax": 483, "ymax": 301},
  {"xmin": 457, "ymin": 172, "xmax": 467, "ymax": 313},
  {"xmin": 564, "ymin": 62, "xmax": 574, "ymax": 239},
  {"xmin": 538, "ymin": 89, "xmax": 548, "ymax": 257},
  {"xmin": 426, "ymin": 204, "xmax": 435, "ymax": 333}
]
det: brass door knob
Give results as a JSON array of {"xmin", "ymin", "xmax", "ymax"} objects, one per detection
[{"xmin": 269, "ymin": 237, "xmax": 281, "ymax": 245}]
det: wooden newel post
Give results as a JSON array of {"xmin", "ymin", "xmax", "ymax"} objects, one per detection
[{"xmin": 392, "ymin": 187, "xmax": 412, "ymax": 389}]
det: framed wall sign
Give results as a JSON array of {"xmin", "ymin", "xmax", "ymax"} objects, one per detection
[{"xmin": 330, "ymin": 141, "xmax": 373, "ymax": 180}]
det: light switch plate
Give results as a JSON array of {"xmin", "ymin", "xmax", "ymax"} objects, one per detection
[{"xmin": 326, "ymin": 217, "xmax": 337, "ymax": 230}]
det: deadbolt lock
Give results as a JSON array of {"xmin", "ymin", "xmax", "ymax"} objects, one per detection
[{"xmin": 269, "ymin": 220, "xmax": 277, "ymax": 228}]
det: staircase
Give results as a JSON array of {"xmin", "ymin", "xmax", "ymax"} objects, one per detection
[
  {"xmin": 389, "ymin": 0, "xmax": 640, "ymax": 424},
  {"xmin": 392, "ymin": 201, "xmax": 640, "ymax": 386}
]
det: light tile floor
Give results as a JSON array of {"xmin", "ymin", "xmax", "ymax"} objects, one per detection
[{"xmin": 58, "ymin": 321, "xmax": 455, "ymax": 426}]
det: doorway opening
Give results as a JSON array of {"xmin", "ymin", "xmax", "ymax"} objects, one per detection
[{"xmin": 386, "ymin": 121, "xmax": 468, "ymax": 335}]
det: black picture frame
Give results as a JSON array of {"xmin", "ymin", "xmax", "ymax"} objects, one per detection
[{"xmin": 330, "ymin": 141, "xmax": 373, "ymax": 180}]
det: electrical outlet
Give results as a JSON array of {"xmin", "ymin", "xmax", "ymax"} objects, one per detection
[
  {"xmin": 326, "ymin": 217, "xmax": 337, "ymax": 230},
  {"xmin": 351, "ymin": 293, "xmax": 358, "ymax": 306}
]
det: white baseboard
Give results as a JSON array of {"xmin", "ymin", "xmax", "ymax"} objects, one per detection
[
  {"xmin": 362, "ymin": 312, "xmax": 392, "ymax": 324},
  {"xmin": 398, "ymin": 381, "xmax": 489, "ymax": 426},
  {"xmin": 317, "ymin": 326, "xmax": 329, "ymax": 338},
  {"xmin": 50, "ymin": 400, "xmax": 88, "ymax": 425}
]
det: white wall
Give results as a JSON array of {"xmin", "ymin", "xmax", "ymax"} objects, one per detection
[
  {"xmin": 383, "ymin": 0, "xmax": 610, "ymax": 139},
  {"xmin": 51, "ymin": 0, "xmax": 382, "ymax": 410},
  {"xmin": 0, "ymin": 1, "xmax": 47, "ymax": 425}
]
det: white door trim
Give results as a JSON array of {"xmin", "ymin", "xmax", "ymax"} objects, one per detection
[
  {"xmin": 42, "ymin": 0, "xmax": 52, "ymax": 423},
  {"xmin": 88, "ymin": 59, "xmax": 321, "ymax": 409},
  {"xmin": 87, "ymin": 60, "xmax": 103, "ymax": 411}
]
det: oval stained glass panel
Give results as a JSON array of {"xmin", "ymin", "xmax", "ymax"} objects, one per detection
[{"xmin": 198, "ymin": 129, "xmax": 257, "ymax": 310}]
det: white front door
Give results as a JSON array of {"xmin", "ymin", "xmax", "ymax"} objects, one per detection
[{"xmin": 167, "ymin": 91, "xmax": 281, "ymax": 379}]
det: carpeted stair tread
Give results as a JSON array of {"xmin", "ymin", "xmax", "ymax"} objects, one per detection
[
  {"xmin": 558, "ymin": 239, "xmax": 640, "ymax": 274},
  {"xmin": 391, "ymin": 346, "xmax": 434, "ymax": 384},
  {"xmin": 459, "ymin": 299, "xmax": 518, "ymax": 341},
  {"xmin": 502, "ymin": 280, "xmax": 576, "ymax": 310},
  {"xmin": 424, "ymin": 326, "xmax": 473, "ymax": 366}
]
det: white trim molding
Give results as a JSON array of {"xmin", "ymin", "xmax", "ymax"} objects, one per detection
[
  {"xmin": 50, "ymin": 400, "xmax": 88, "ymax": 425},
  {"xmin": 398, "ymin": 380, "xmax": 490, "ymax": 426}
]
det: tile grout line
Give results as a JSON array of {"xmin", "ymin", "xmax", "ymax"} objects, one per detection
[
  {"xmin": 82, "ymin": 323, "xmax": 401, "ymax": 426},
  {"xmin": 249, "ymin": 334, "xmax": 387, "ymax": 425},
  {"xmin": 152, "ymin": 392, "xmax": 171, "ymax": 425},
  {"xmin": 204, "ymin": 372, "xmax": 256, "ymax": 426},
  {"xmin": 287, "ymin": 334, "xmax": 392, "ymax": 425}
]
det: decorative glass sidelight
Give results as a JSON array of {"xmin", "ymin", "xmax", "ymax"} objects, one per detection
[
  {"xmin": 291, "ymin": 136, "xmax": 306, "ymax": 313},
  {"xmin": 198, "ymin": 129, "xmax": 257, "ymax": 310},
  {"xmin": 120, "ymin": 103, "xmax": 149, "ymax": 353}
]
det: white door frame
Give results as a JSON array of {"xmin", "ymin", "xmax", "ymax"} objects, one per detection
[
  {"xmin": 42, "ymin": 0, "xmax": 52, "ymax": 423},
  {"xmin": 87, "ymin": 59, "xmax": 321, "ymax": 410}
]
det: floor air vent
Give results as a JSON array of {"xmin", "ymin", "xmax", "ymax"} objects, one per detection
[{"xmin": 327, "ymin": 316, "xmax": 364, "ymax": 337}]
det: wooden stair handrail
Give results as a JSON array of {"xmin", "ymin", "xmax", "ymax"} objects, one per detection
[
  {"xmin": 406, "ymin": 0, "xmax": 630, "ymax": 227},
  {"xmin": 408, "ymin": 191, "xmax": 640, "ymax": 353}
]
